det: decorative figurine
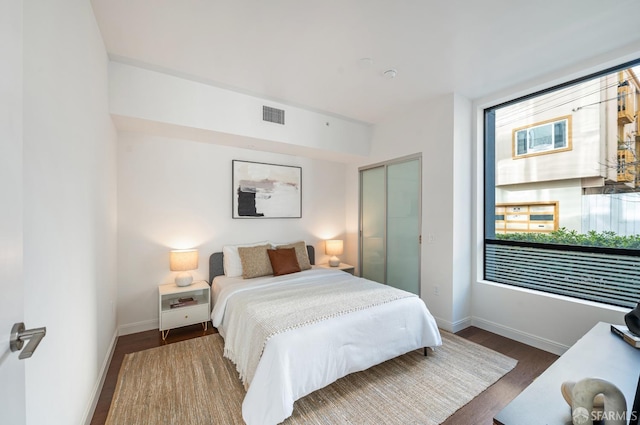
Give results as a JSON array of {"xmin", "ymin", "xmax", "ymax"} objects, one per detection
[
  {"xmin": 625, "ymin": 302, "xmax": 640, "ymax": 337},
  {"xmin": 561, "ymin": 378, "xmax": 627, "ymax": 425}
]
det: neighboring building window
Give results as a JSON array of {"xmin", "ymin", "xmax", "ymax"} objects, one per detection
[
  {"xmin": 617, "ymin": 149, "xmax": 635, "ymax": 182},
  {"xmin": 484, "ymin": 60, "xmax": 640, "ymax": 309},
  {"xmin": 495, "ymin": 202, "xmax": 558, "ymax": 234},
  {"xmin": 512, "ymin": 116, "xmax": 571, "ymax": 158}
]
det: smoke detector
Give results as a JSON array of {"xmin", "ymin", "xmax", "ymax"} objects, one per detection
[{"xmin": 383, "ymin": 69, "xmax": 397, "ymax": 79}]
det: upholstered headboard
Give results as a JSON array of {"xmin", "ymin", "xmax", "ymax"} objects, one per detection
[{"xmin": 208, "ymin": 245, "xmax": 315, "ymax": 283}]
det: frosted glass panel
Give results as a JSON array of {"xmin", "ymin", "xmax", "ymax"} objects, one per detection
[
  {"xmin": 361, "ymin": 166, "xmax": 385, "ymax": 283},
  {"xmin": 387, "ymin": 159, "xmax": 420, "ymax": 295}
]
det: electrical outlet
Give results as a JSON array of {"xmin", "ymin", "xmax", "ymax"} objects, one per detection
[
  {"xmin": 434, "ymin": 285, "xmax": 440, "ymax": 296},
  {"xmin": 428, "ymin": 234, "xmax": 435, "ymax": 243}
]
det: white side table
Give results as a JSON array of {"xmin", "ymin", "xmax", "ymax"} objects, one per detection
[
  {"xmin": 316, "ymin": 262, "xmax": 355, "ymax": 275},
  {"xmin": 158, "ymin": 280, "xmax": 210, "ymax": 340}
]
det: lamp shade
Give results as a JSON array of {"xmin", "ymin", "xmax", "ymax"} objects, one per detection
[
  {"xmin": 325, "ymin": 240, "xmax": 344, "ymax": 256},
  {"xmin": 170, "ymin": 249, "xmax": 198, "ymax": 271}
]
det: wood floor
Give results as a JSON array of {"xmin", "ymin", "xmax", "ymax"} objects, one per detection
[{"xmin": 90, "ymin": 325, "xmax": 558, "ymax": 425}]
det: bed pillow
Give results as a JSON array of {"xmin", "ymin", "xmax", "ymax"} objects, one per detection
[
  {"xmin": 223, "ymin": 241, "xmax": 269, "ymax": 277},
  {"xmin": 238, "ymin": 244, "xmax": 273, "ymax": 279},
  {"xmin": 274, "ymin": 241, "xmax": 312, "ymax": 270},
  {"xmin": 267, "ymin": 248, "xmax": 301, "ymax": 276}
]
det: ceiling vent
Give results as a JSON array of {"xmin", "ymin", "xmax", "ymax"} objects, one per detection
[{"xmin": 263, "ymin": 105, "xmax": 285, "ymax": 125}]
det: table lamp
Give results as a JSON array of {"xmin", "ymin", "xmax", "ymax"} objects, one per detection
[
  {"xmin": 325, "ymin": 240, "xmax": 343, "ymax": 267},
  {"xmin": 170, "ymin": 249, "xmax": 198, "ymax": 286}
]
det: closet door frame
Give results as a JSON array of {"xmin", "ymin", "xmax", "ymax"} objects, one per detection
[{"xmin": 358, "ymin": 153, "xmax": 422, "ymax": 295}]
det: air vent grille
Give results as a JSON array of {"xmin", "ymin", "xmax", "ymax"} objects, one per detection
[{"xmin": 263, "ymin": 106, "xmax": 285, "ymax": 125}]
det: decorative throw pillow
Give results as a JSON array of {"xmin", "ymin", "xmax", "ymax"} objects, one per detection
[
  {"xmin": 238, "ymin": 244, "xmax": 273, "ymax": 279},
  {"xmin": 275, "ymin": 241, "xmax": 311, "ymax": 270},
  {"xmin": 222, "ymin": 241, "xmax": 269, "ymax": 277},
  {"xmin": 267, "ymin": 248, "xmax": 301, "ymax": 276}
]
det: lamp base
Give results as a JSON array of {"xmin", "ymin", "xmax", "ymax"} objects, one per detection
[
  {"xmin": 329, "ymin": 256, "xmax": 340, "ymax": 267},
  {"xmin": 175, "ymin": 272, "xmax": 193, "ymax": 287}
]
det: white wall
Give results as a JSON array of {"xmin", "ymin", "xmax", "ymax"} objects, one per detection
[
  {"xmin": 472, "ymin": 283, "xmax": 627, "ymax": 353},
  {"xmin": 23, "ymin": 1, "xmax": 118, "ymax": 424},
  {"xmin": 345, "ymin": 93, "xmax": 473, "ymax": 332},
  {"xmin": 117, "ymin": 132, "xmax": 348, "ymax": 333},
  {"xmin": 0, "ymin": 1, "xmax": 25, "ymax": 423},
  {"xmin": 109, "ymin": 62, "xmax": 372, "ymax": 162},
  {"xmin": 451, "ymin": 94, "xmax": 473, "ymax": 327}
]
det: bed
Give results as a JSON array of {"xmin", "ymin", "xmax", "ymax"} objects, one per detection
[{"xmin": 209, "ymin": 243, "xmax": 442, "ymax": 425}]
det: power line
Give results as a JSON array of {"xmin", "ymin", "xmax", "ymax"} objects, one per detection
[
  {"xmin": 496, "ymin": 77, "xmax": 608, "ymax": 122},
  {"xmin": 493, "ymin": 66, "xmax": 639, "ymax": 128},
  {"xmin": 496, "ymin": 79, "xmax": 623, "ymax": 128}
]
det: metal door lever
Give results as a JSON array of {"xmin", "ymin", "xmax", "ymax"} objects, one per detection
[{"xmin": 10, "ymin": 322, "xmax": 46, "ymax": 360}]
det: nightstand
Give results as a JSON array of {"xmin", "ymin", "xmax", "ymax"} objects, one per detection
[
  {"xmin": 158, "ymin": 280, "xmax": 210, "ymax": 340},
  {"xmin": 316, "ymin": 262, "xmax": 355, "ymax": 275}
]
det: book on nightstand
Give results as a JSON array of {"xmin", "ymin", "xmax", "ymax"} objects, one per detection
[
  {"xmin": 611, "ymin": 324, "xmax": 640, "ymax": 348},
  {"xmin": 169, "ymin": 297, "xmax": 198, "ymax": 308}
]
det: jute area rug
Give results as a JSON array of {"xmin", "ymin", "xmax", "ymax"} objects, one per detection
[{"xmin": 105, "ymin": 332, "xmax": 517, "ymax": 425}]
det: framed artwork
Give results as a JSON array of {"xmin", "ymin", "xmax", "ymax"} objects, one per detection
[{"xmin": 232, "ymin": 160, "xmax": 302, "ymax": 218}]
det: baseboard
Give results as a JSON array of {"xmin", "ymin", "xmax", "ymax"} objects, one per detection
[
  {"xmin": 434, "ymin": 316, "xmax": 472, "ymax": 333},
  {"xmin": 81, "ymin": 319, "xmax": 161, "ymax": 423},
  {"xmin": 82, "ymin": 329, "xmax": 118, "ymax": 425},
  {"xmin": 118, "ymin": 318, "xmax": 158, "ymax": 336},
  {"xmin": 434, "ymin": 316, "xmax": 452, "ymax": 332},
  {"xmin": 471, "ymin": 317, "xmax": 569, "ymax": 355},
  {"xmin": 451, "ymin": 316, "xmax": 472, "ymax": 333}
]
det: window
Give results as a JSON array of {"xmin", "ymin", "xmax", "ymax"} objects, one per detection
[
  {"xmin": 484, "ymin": 60, "xmax": 640, "ymax": 308},
  {"xmin": 513, "ymin": 117, "xmax": 571, "ymax": 158}
]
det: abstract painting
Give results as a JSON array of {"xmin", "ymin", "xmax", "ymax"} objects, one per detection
[{"xmin": 232, "ymin": 160, "xmax": 302, "ymax": 218}]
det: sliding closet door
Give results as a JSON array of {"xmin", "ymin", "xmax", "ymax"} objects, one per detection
[
  {"xmin": 386, "ymin": 159, "xmax": 421, "ymax": 295},
  {"xmin": 360, "ymin": 166, "xmax": 386, "ymax": 283},
  {"xmin": 359, "ymin": 155, "xmax": 421, "ymax": 295}
]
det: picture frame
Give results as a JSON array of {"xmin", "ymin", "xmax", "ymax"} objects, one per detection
[{"xmin": 232, "ymin": 160, "xmax": 302, "ymax": 219}]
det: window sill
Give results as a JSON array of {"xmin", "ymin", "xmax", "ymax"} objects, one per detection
[{"xmin": 475, "ymin": 279, "xmax": 630, "ymax": 314}]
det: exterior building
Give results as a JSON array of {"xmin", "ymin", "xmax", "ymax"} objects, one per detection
[{"xmin": 494, "ymin": 68, "xmax": 640, "ymax": 235}]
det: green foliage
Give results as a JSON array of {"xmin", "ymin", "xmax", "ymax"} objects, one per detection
[{"xmin": 496, "ymin": 227, "xmax": 640, "ymax": 249}]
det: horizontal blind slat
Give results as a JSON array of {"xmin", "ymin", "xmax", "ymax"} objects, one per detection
[{"xmin": 485, "ymin": 244, "xmax": 640, "ymax": 308}]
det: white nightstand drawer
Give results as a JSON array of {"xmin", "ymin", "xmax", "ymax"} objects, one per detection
[{"xmin": 161, "ymin": 304, "xmax": 209, "ymax": 330}]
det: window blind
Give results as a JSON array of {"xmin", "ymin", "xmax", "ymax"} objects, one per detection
[{"xmin": 485, "ymin": 243, "xmax": 640, "ymax": 308}]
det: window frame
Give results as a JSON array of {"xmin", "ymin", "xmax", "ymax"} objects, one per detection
[
  {"xmin": 511, "ymin": 115, "xmax": 572, "ymax": 158},
  {"xmin": 483, "ymin": 57, "xmax": 640, "ymax": 309}
]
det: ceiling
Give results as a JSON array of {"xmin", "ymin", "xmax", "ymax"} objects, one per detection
[{"xmin": 91, "ymin": 0, "xmax": 640, "ymax": 124}]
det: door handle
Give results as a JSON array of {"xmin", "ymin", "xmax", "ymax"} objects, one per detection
[{"xmin": 10, "ymin": 322, "xmax": 46, "ymax": 360}]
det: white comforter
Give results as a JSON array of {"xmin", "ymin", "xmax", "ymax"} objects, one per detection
[{"xmin": 211, "ymin": 268, "xmax": 442, "ymax": 425}]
